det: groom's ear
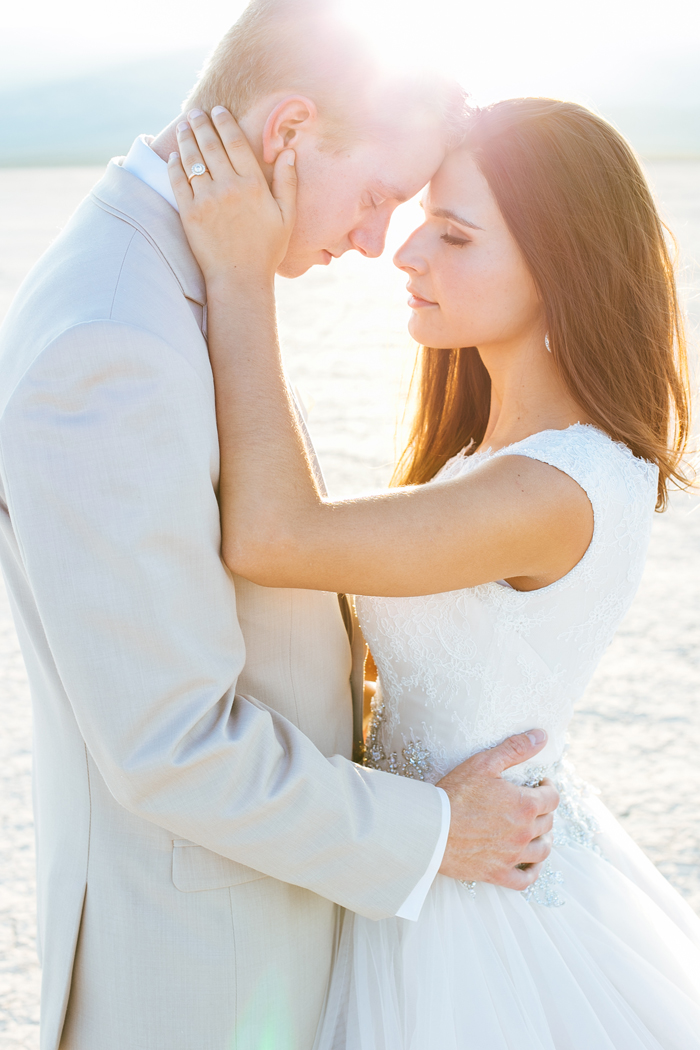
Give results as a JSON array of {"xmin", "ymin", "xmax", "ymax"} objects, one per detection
[{"xmin": 261, "ymin": 95, "xmax": 319, "ymax": 165}]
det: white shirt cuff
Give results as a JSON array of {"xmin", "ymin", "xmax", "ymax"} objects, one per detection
[{"xmin": 395, "ymin": 786, "xmax": 451, "ymax": 921}]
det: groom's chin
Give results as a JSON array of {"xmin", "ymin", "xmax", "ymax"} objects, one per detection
[
  {"xmin": 276, "ymin": 254, "xmax": 314, "ymax": 279},
  {"xmin": 277, "ymin": 247, "xmax": 336, "ymax": 279}
]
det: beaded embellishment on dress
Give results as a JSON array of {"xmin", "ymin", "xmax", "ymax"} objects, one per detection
[{"xmin": 363, "ymin": 695, "xmax": 435, "ymax": 781}]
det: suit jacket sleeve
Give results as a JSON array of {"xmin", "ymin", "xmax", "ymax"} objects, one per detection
[{"xmin": 0, "ymin": 318, "xmax": 443, "ymax": 921}]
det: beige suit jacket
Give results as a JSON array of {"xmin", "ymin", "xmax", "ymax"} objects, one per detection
[{"xmin": 0, "ymin": 159, "xmax": 442, "ymax": 1050}]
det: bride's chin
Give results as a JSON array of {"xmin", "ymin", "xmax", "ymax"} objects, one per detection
[{"xmin": 407, "ymin": 314, "xmax": 433, "ymax": 343}]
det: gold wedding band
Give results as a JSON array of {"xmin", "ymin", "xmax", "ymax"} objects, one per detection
[{"xmin": 188, "ymin": 163, "xmax": 208, "ymax": 182}]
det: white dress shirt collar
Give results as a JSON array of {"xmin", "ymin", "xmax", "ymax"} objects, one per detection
[{"xmin": 122, "ymin": 135, "xmax": 179, "ymax": 213}]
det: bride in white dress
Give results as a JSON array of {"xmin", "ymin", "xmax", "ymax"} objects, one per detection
[{"xmin": 169, "ymin": 97, "xmax": 700, "ymax": 1047}]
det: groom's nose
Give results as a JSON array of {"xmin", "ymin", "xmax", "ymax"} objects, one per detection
[{"xmin": 348, "ymin": 214, "xmax": 392, "ymax": 259}]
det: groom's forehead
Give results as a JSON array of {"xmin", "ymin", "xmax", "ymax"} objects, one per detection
[{"xmin": 362, "ymin": 136, "xmax": 447, "ymax": 198}]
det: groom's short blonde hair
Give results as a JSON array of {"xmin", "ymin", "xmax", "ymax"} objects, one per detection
[{"xmin": 186, "ymin": 0, "xmax": 464, "ymax": 146}]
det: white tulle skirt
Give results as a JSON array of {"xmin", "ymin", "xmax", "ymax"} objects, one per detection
[{"xmin": 313, "ymin": 796, "xmax": 700, "ymax": 1050}]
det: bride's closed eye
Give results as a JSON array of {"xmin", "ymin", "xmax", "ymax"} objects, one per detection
[{"xmin": 441, "ymin": 232, "xmax": 470, "ymax": 247}]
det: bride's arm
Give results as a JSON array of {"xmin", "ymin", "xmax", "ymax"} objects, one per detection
[{"xmin": 170, "ymin": 109, "xmax": 591, "ymax": 598}]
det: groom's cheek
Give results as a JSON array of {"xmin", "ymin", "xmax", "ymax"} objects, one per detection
[{"xmin": 277, "ymin": 218, "xmax": 329, "ymax": 277}]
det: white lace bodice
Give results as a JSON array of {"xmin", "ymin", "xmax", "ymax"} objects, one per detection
[{"xmin": 357, "ymin": 425, "xmax": 658, "ymax": 789}]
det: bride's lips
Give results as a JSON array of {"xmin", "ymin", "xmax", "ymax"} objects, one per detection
[{"xmin": 407, "ymin": 287, "xmax": 438, "ymax": 309}]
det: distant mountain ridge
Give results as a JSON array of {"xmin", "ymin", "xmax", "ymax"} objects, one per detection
[
  {"xmin": 604, "ymin": 106, "xmax": 700, "ymax": 158},
  {"xmin": 1, "ymin": 47, "xmax": 699, "ymax": 166},
  {"xmin": 0, "ymin": 49, "xmax": 211, "ymax": 167}
]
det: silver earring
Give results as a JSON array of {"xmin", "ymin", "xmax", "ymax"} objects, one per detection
[{"xmin": 544, "ymin": 333, "xmax": 552, "ymax": 353}]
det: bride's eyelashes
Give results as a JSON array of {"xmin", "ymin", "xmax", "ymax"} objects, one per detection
[{"xmin": 441, "ymin": 232, "xmax": 470, "ymax": 247}]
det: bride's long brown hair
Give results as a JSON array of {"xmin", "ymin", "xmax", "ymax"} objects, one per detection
[{"xmin": 392, "ymin": 98, "xmax": 692, "ymax": 509}]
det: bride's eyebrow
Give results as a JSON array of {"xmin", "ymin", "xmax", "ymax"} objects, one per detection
[{"xmin": 422, "ymin": 202, "xmax": 484, "ymax": 231}]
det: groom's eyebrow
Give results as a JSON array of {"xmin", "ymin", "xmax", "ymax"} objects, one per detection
[
  {"xmin": 431, "ymin": 206, "xmax": 484, "ymax": 230},
  {"xmin": 375, "ymin": 180, "xmax": 410, "ymax": 203}
]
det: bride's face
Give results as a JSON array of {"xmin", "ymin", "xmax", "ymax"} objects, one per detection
[{"xmin": 394, "ymin": 149, "xmax": 543, "ymax": 351}]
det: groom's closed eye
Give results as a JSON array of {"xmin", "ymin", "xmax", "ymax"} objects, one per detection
[{"xmin": 372, "ymin": 181, "xmax": 411, "ymax": 205}]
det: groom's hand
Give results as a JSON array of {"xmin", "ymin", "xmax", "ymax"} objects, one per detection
[{"xmin": 437, "ymin": 729, "xmax": 559, "ymax": 890}]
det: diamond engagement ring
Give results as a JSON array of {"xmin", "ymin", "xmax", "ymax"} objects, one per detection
[{"xmin": 187, "ymin": 163, "xmax": 208, "ymax": 182}]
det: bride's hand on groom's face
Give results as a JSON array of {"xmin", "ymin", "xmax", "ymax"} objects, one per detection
[
  {"xmin": 437, "ymin": 729, "xmax": 560, "ymax": 890},
  {"xmin": 168, "ymin": 107, "xmax": 298, "ymax": 285}
]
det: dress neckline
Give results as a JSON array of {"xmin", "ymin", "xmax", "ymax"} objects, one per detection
[{"xmin": 464, "ymin": 422, "xmax": 607, "ymax": 464}]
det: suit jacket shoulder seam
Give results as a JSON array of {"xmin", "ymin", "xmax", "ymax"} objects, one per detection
[
  {"xmin": 108, "ymin": 230, "xmax": 138, "ymax": 320},
  {"xmin": 89, "ymin": 194, "xmax": 190, "ymax": 299}
]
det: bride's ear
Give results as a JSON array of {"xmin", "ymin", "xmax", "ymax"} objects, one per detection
[{"xmin": 262, "ymin": 95, "xmax": 318, "ymax": 165}]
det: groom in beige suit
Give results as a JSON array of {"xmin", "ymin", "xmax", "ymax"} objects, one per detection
[{"xmin": 0, "ymin": 2, "xmax": 558, "ymax": 1048}]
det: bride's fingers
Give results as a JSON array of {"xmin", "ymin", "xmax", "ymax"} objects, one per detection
[
  {"xmin": 211, "ymin": 105, "xmax": 264, "ymax": 180},
  {"xmin": 175, "ymin": 121, "xmax": 212, "ymax": 191},
  {"xmin": 167, "ymin": 150, "xmax": 193, "ymax": 209},
  {"xmin": 186, "ymin": 109, "xmax": 239, "ymax": 182}
]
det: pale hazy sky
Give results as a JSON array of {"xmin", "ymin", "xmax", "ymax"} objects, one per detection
[{"xmin": 2, "ymin": 0, "xmax": 699, "ymax": 105}]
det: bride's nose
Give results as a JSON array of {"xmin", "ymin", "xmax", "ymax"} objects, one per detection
[{"xmin": 393, "ymin": 229, "xmax": 426, "ymax": 274}]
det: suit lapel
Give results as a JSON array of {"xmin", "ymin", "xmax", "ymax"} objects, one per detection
[
  {"xmin": 91, "ymin": 156, "xmax": 363, "ymax": 706},
  {"xmin": 91, "ymin": 158, "xmax": 206, "ymax": 307}
]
